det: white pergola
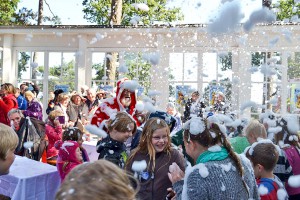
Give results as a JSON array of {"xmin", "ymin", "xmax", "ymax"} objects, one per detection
[{"xmin": 1, "ymin": 24, "xmax": 299, "ymax": 118}]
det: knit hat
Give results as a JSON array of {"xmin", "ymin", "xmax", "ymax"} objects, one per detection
[
  {"xmin": 57, "ymin": 141, "xmax": 80, "ymax": 163},
  {"xmin": 148, "ymin": 111, "xmax": 176, "ymax": 132}
]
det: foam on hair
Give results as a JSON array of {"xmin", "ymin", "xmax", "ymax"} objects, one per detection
[
  {"xmin": 184, "ymin": 120, "xmax": 248, "ymax": 195},
  {"xmin": 107, "ymin": 112, "xmax": 137, "ymax": 134},
  {"xmin": 56, "ymin": 160, "xmax": 138, "ymax": 200},
  {"xmin": 126, "ymin": 117, "xmax": 171, "ymax": 173}
]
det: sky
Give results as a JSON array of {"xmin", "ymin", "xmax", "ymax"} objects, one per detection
[{"xmin": 16, "ymin": 0, "xmax": 269, "ymax": 25}]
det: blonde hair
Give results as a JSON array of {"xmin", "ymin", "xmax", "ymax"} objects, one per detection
[
  {"xmin": 56, "ymin": 160, "xmax": 138, "ymax": 200},
  {"xmin": 24, "ymin": 90, "xmax": 35, "ymax": 98},
  {"xmin": 0, "ymin": 123, "xmax": 19, "ymax": 160},
  {"xmin": 1, "ymin": 83, "xmax": 15, "ymax": 94},
  {"xmin": 107, "ymin": 112, "xmax": 137, "ymax": 134},
  {"xmin": 126, "ymin": 117, "xmax": 171, "ymax": 172},
  {"xmin": 244, "ymin": 119, "xmax": 267, "ymax": 139},
  {"xmin": 57, "ymin": 93, "xmax": 69, "ymax": 103},
  {"xmin": 48, "ymin": 110, "xmax": 63, "ymax": 121}
]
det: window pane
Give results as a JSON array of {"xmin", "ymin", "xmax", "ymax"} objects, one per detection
[
  {"xmin": 18, "ymin": 52, "xmax": 31, "ymax": 80},
  {"xmin": 251, "ymin": 52, "xmax": 282, "ymax": 83},
  {"xmin": 251, "ymin": 52, "xmax": 265, "ymax": 82},
  {"xmin": 203, "ymin": 52, "xmax": 217, "ymax": 82},
  {"xmin": 218, "ymin": 52, "xmax": 232, "ymax": 82},
  {"xmin": 48, "ymin": 52, "xmax": 76, "ymax": 92},
  {"xmin": 32, "ymin": 52, "xmax": 44, "ymax": 81},
  {"xmin": 251, "ymin": 83, "xmax": 264, "ymax": 104},
  {"xmin": 92, "ymin": 52, "xmax": 106, "ymax": 80},
  {"xmin": 49, "ymin": 52, "xmax": 62, "ymax": 79},
  {"xmin": 170, "ymin": 53, "xmax": 183, "ymax": 81},
  {"xmin": 124, "ymin": 52, "xmax": 151, "ymax": 92},
  {"xmin": 288, "ymin": 52, "xmax": 300, "ymax": 81},
  {"xmin": 184, "ymin": 53, "xmax": 198, "ymax": 81}
]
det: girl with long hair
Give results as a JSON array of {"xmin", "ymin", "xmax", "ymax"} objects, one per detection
[
  {"xmin": 126, "ymin": 117, "xmax": 185, "ymax": 200},
  {"xmin": 168, "ymin": 117, "xmax": 258, "ymax": 199}
]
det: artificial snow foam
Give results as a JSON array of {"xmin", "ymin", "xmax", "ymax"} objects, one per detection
[
  {"xmin": 189, "ymin": 117, "xmax": 205, "ymax": 135},
  {"xmin": 122, "ymin": 80, "xmax": 139, "ymax": 92},
  {"xmin": 23, "ymin": 141, "xmax": 34, "ymax": 149},
  {"xmin": 208, "ymin": 0, "xmax": 243, "ymax": 35},
  {"xmin": 84, "ymin": 124, "xmax": 108, "ymax": 138},
  {"xmin": 288, "ymin": 175, "xmax": 300, "ymax": 188},
  {"xmin": 135, "ymin": 101, "xmax": 144, "ymax": 112},
  {"xmin": 243, "ymin": 8, "xmax": 276, "ymax": 32},
  {"xmin": 132, "ymin": 160, "xmax": 147, "ymax": 172}
]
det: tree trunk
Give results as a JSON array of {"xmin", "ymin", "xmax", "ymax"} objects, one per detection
[
  {"xmin": 262, "ymin": 52, "xmax": 273, "ymax": 112},
  {"xmin": 37, "ymin": 0, "xmax": 43, "ymax": 25},
  {"xmin": 111, "ymin": 0, "xmax": 122, "ymax": 25},
  {"xmin": 106, "ymin": 0, "xmax": 122, "ymax": 86},
  {"xmin": 106, "ymin": 52, "xmax": 119, "ymax": 85}
]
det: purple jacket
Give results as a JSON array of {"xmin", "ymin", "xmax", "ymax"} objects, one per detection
[
  {"xmin": 284, "ymin": 146, "xmax": 300, "ymax": 196},
  {"xmin": 23, "ymin": 99, "xmax": 43, "ymax": 121}
]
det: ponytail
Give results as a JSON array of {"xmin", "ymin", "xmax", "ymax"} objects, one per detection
[{"xmin": 211, "ymin": 123, "xmax": 250, "ymax": 197}]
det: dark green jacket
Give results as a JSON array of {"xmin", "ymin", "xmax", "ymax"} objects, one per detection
[{"xmin": 171, "ymin": 129, "xmax": 194, "ymax": 165}]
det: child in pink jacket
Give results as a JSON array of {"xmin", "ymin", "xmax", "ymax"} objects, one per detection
[
  {"xmin": 284, "ymin": 141, "xmax": 300, "ymax": 200},
  {"xmin": 56, "ymin": 140, "xmax": 83, "ymax": 181}
]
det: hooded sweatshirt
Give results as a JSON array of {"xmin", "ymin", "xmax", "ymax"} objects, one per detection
[{"xmin": 56, "ymin": 141, "xmax": 82, "ymax": 181}]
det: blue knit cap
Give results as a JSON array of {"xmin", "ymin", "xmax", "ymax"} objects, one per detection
[{"xmin": 148, "ymin": 111, "xmax": 176, "ymax": 132}]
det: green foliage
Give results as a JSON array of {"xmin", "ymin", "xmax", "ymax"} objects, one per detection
[
  {"xmin": 0, "ymin": 4, "xmax": 61, "ymax": 25},
  {"xmin": 48, "ymin": 60, "xmax": 76, "ymax": 92},
  {"xmin": 17, "ymin": 52, "xmax": 30, "ymax": 78},
  {"xmin": 123, "ymin": 53, "xmax": 151, "ymax": 92},
  {"xmin": 0, "ymin": 0, "xmax": 19, "ymax": 25},
  {"xmin": 288, "ymin": 52, "xmax": 300, "ymax": 80},
  {"xmin": 251, "ymin": 52, "xmax": 265, "ymax": 66},
  {"xmin": 274, "ymin": 0, "xmax": 300, "ymax": 21},
  {"xmin": 92, "ymin": 63, "xmax": 105, "ymax": 80},
  {"xmin": 219, "ymin": 52, "xmax": 232, "ymax": 71},
  {"xmin": 168, "ymin": 69, "xmax": 175, "ymax": 98},
  {"xmin": 82, "ymin": 0, "xmax": 184, "ymax": 25}
]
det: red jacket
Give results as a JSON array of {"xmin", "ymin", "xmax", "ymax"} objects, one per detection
[
  {"xmin": 0, "ymin": 94, "xmax": 18, "ymax": 125},
  {"xmin": 45, "ymin": 122, "xmax": 63, "ymax": 159},
  {"xmin": 91, "ymin": 78, "xmax": 140, "ymax": 127}
]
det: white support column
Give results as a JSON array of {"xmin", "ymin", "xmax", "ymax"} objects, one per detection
[
  {"xmin": 197, "ymin": 51, "xmax": 203, "ymax": 93},
  {"xmin": 231, "ymin": 49, "xmax": 239, "ymax": 112},
  {"xmin": 150, "ymin": 34, "xmax": 169, "ymax": 110},
  {"xmin": 233, "ymin": 49, "xmax": 252, "ymax": 118},
  {"xmin": 2, "ymin": 34, "xmax": 15, "ymax": 84},
  {"xmin": 77, "ymin": 35, "xmax": 87, "ymax": 91},
  {"xmin": 85, "ymin": 49, "xmax": 93, "ymax": 88},
  {"xmin": 43, "ymin": 51, "xmax": 49, "ymax": 120},
  {"xmin": 281, "ymin": 51, "xmax": 288, "ymax": 115}
]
